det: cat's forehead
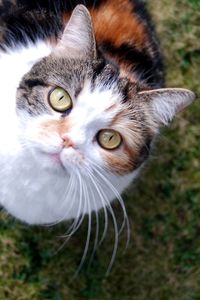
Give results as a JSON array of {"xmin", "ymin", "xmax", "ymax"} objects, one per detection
[
  {"xmin": 27, "ymin": 55, "xmax": 120, "ymax": 89},
  {"xmin": 27, "ymin": 56, "xmax": 88, "ymax": 88},
  {"xmin": 18, "ymin": 54, "xmax": 131, "ymax": 117},
  {"xmin": 74, "ymin": 81, "xmax": 120, "ymax": 116}
]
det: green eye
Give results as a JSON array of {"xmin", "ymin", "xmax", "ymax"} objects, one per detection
[
  {"xmin": 97, "ymin": 129, "xmax": 122, "ymax": 150},
  {"xmin": 48, "ymin": 87, "xmax": 72, "ymax": 112}
]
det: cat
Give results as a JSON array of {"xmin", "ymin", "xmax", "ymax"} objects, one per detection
[{"xmin": 0, "ymin": 0, "xmax": 196, "ymax": 225}]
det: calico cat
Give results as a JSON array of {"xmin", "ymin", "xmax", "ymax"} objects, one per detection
[{"xmin": 0, "ymin": 0, "xmax": 195, "ymax": 225}]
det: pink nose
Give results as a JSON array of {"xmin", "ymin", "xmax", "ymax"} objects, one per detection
[{"xmin": 62, "ymin": 135, "xmax": 75, "ymax": 148}]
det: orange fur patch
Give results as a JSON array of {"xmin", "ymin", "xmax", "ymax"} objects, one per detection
[
  {"xmin": 38, "ymin": 119, "xmax": 71, "ymax": 139},
  {"xmin": 90, "ymin": 0, "xmax": 147, "ymax": 49},
  {"xmin": 63, "ymin": 0, "xmax": 148, "ymax": 50},
  {"xmin": 103, "ymin": 148, "xmax": 134, "ymax": 174},
  {"xmin": 61, "ymin": 0, "xmax": 148, "ymax": 82}
]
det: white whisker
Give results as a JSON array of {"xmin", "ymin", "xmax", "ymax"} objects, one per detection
[
  {"xmin": 87, "ymin": 169, "xmax": 119, "ymax": 275},
  {"xmin": 61, "ymin": 170, "xmax": 85, "ymax": 238},
  {"xmin": 85, "ymin": 166, "xmax": 108, "ymax": 246},
  {"xmin": 74, "ymin": 178, "xmax": 92, "ymax": 277},
  {"xmin": 88, "ymin": 159, "xmax": 130, "ymax": 249}
]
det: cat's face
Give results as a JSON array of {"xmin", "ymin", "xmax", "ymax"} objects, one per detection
[
  {"xmin": 16, "ymin": 55, "xmax": 153, "ymax": 177},
  {"xmin": 13, "ymin": 54, "xmax": 150, "ymax": 224},
  {"xmin": 1, "ymin": 5, "xmax": 195, "ymax": 225}
]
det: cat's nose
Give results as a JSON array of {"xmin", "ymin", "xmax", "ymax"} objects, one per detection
[{"xmin": 62, "ymin": 135, "xmax": 75, "ymax": 148}]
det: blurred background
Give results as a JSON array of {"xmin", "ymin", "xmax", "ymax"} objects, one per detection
[{"xmin": 0, "ymin": 0, "xmax": 200, "ymax": 299}]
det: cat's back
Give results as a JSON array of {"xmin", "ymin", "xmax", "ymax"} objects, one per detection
[{"xmin": 0, "ymin": 0, "xmax": 164, "ymax": 87}]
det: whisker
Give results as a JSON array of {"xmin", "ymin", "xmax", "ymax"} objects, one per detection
[
  {"xmin": 47, "ymin": 171, "xmax": 76, "ymax": 227},
  {"xmin": 84, "ymin": 172, "xmax": 100, "ymax": 267},
  {"xmin": 88, "ymin": 159, "xmax": 130, "ymax": 249},
  {"xmin": 87, "ymin": 169, "xmax": 119, "ymax": 275},
  {"xmin": 73, "ymin": 178, "xmax": 92, "ymax": 277},
  {"xmin": 61, "ymin": 170, "xmax": 85, "ymax": 238},
  {"xmin": 94, "ymin": 165, "xmax": 130, "ymax": 246},
  {"xmin": 54, "ymin": 170, "xmax": 87, "ymax": 254},
  {"xmin": 85, "ymin": 166, "xmax": 108, "ymax": 246}
]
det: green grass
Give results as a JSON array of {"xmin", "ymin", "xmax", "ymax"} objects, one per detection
[{"xmin": 1, "ymin": 1, "xmax": 200, "ymax": 299}]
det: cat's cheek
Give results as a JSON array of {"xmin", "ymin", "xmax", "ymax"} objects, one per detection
[
  {"xmin": 101, "ymin": 148, "xmax": 136, "ymax": 175},
  {"xmin": 21, "ymin": 115, "xmax": 62, "ymax": 152},
  {"xmin": 19, "ymin": 116, "xmax": 67, "ymax": 165}
]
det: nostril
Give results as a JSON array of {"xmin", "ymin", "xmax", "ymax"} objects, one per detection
[{"xmin": 62, "ymin": 135, "xmax": 75, "ymax": 148}]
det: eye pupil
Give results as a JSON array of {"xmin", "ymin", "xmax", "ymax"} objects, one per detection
[
  {"xmin": 109, "ymin": 135, "xmax": 114, "ymax": 141},
  {"xmin": 59, "ymin": 95, "xmax": 64, "ymax": 101}
]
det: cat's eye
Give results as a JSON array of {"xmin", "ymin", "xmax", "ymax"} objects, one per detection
[
  {"xmin": 97, "ymin": 129, "xmax": 122, "ymax": 150},
  {"xmin": 48, "ymin": 87, "xmax": 72, "ymax": 112}
]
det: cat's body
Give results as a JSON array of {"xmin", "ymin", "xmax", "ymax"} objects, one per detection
[{"xmin": 0, "ymin": 0, "xmax": 195, "ymax": 224}]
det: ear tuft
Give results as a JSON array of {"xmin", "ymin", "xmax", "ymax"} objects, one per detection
[
  {"xmin": 53, "ymin": 5, "xmax": 96, "ymax": 59},
  {"xmin": 139, "ymin": 88, "xmax": 196, "ymax": 125}
]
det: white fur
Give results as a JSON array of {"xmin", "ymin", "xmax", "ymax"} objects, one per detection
[
  {"xmin": 0, "ymin": 42, "xmax": 138, "ymax": 224},
  {"xmin": 0, "ymin": 41, "xmax": 52, "ymax": 152}
]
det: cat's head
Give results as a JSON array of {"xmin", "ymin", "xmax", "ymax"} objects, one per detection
[{"xmin": 11, "ymin": 5, "xmax": 195, "ymax": 224}]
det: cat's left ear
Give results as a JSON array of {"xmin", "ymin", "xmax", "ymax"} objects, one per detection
[
  {"xmin": 53, "ymin": 5, "xmax": 96, "ymax": 60},
  {"xmin": 138, "ymin": 88, "xmax": 196, "ymax": 126}
]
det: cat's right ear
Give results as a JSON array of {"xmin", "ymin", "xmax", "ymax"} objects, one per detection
[
  {"xmin": 53, "ymin": 5, "xmax": 96, "ymax": 60},
  {"xmin": 138, "ymin": 88, "xmax": 196, "ymax": 126}
]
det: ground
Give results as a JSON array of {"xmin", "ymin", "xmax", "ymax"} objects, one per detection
[{"xmin": 0, "ymin": 0, "xmax": 200, "ymax": 299}]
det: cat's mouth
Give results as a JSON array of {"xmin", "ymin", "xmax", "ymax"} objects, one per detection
[
  {"xmin": 44, "ymin": 148, "xmax": 85, "ymax": 171},
  {"xmin": 49, "ymin": 152, "xmax": 66, "ymax": 171},
  {"xmin": 50, "ymin": 153, "xmax": 62, "ymax": 164},
  {"xmin": 36, "ymin": 149, "xmax": 66, "ymax": 172}
]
